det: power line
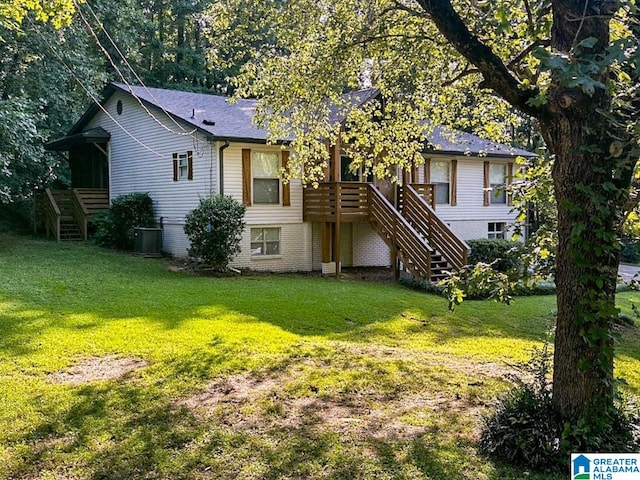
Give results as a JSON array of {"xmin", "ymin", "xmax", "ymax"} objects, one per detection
[
  {"xmin": 72, "ymin": 0, "xmax": 200, "ymax": 140},
  {"xmin": 79, "ymin": 0, "xmax": 200, "ymax": 138},
  {"xmin": 28, "ymin": 17, "xmax": 167, "ymax": 159}
]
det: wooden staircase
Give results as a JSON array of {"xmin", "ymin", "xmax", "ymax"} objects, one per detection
[
  {"xmin": 398, "ymin": 184, "xmax": 469, "ymax": 280},
  {"xmin": 367, "ymin": 185, "xmax": 435, "ymax": 279},
  {"xmin": 34, "ymin": 188, "xmax": 109, "ymax": 241},
  {"xmin": 303, "ymin": 182, "xmax": 469, "ymax": 282}
]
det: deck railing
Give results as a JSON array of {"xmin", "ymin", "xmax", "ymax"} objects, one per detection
[
  {"xmin": 368, "ymin": 185, "xmax": 433, "ymax": 278},
  {"xmin": 43, "ymin": 189, "xmax": 62, "ymax": 241},
  {"xmin": 303, "ymin": 182, "xmax": 370, "ymax": 223},
  {"xmin": 401, "ymin": 184, "xmax": 469, "ymax": 270},
  {"xmin": 34, "ymin": 188, "xmax": 108, "ymax": 241}
]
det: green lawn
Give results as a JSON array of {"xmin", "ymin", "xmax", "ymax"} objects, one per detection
[{"xmin": 0, "ymin": 234, "xmax": 638, "ymax": 479}]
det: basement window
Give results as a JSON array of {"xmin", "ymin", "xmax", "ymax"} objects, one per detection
[
  {"xmin": 488, "ymin": 222, "xmax": 506, "ymax": 240},
  {"xmin": 251, "ymin": 227, "xmax": 280, "ymax": 256}
]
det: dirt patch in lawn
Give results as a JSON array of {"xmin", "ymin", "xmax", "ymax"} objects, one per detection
[
  {"xmin": 176, "ymin": 354, "xmax": 504, "ymax": 441},
  {"xmin": 50, "ymin": 355, "xmax": 148, "ymax": 385}
]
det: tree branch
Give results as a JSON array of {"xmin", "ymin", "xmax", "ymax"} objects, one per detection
[{"xmin": 415, "ymin": 0, "xmax": 546, "ymax": 118}]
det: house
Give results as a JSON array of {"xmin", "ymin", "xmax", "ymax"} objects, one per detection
[{"xmin": 41, "ymin": 82, "xmax": 534, "ymax": 279}]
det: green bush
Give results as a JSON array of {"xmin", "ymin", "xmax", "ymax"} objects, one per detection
[
  {"xmin": 183, "ymin": 195, "xmax": 246, "ymax": 270},
  {"xmin": 0, "ymin": 200, "xmax": 32, "ymax": 233},
  {"xmin": 480, "ymin": 345, "xmax": 640, "ymax": 472},
  {"xmin": 620, "ymin": 238, "xmax": 639, "ymax": 264},
  {"xmin": 93, "ymin": 193, "xmax": 155, "ymax": 250},
  {"xmin": 468, "ymin": 238, "xmax": 525, "ymax": 273},
  {"xmin": 398, "ymin": 275, "xmax": 444, "ymax": 295}
]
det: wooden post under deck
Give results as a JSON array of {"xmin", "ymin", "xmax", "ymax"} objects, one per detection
[
  {"xmin": 322, "ymin": 222, "xmax": 332, "ymax": 263},
  {"xmin": 334, "ymin": 183, "xmax": 341, "ymax": 278}
]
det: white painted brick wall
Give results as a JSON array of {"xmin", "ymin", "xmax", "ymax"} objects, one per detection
[
  {"xmin": 447, "ymin": 220, "xmax": 516, "ymax": 241},
  {"xmin": 352, "ymin": 223, "xmax": 391, "ymax": 267},
  {"xmin": 231, "ymin": 223, "xmax": 313, "ymax": 272}
]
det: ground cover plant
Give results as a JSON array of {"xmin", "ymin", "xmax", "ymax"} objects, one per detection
[{"xmin": 1, "ymin": 234, "xmax": 639, "ymax": 479}]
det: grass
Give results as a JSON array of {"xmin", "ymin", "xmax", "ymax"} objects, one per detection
[{"xmin": 0, "ymin": 233, "xmax": 638, "ymax": 479}]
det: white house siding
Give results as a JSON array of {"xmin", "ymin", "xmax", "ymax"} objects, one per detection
[
  {"xmin": 427, "ymin": 155, "xmax": 518, "ymax": 241},
  {"xmin": 86, "ymin": 92, "xmax": 217, "ymax": 256},
  {"xmin": 223, "ymin": 143, "xmax": 313, "ymax": 271},
  {"xmin": 352, "ymin": 223, "xmax": 391, "ymax": 267}
]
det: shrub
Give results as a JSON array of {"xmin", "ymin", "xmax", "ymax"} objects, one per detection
[
  {"xmin": 620, "ymin": 238, "xmax": 639, "ymax": 264},
  {"xmin": 398, "ymin": 275, "xmax": 443, "ymax": 295},
  {"xmin": 93, "ymin": 192, "xmax": 155, "ymax": 250},
  {"xmin": 467, "ymin": 239, "xmax": 525, "ymax": 273},
  {"xmin": 0, "ymin": 200, "xmax": 32, "ymax": 233},
  {"xmin": 480, "ymin": 344, "xmax": 640, "ymax": 471},
  {"xmin": 183, "ymin": 195, "xmax": 246, "ymax": 270}
]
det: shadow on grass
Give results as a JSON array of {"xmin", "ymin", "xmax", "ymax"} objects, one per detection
[
  {"xmin": 0, "ymin": 234, "xmax": 559, "ymax": 363},
  {"xmin": 5, "ymin": 361, "xmax": 561, "ymax": 480}
]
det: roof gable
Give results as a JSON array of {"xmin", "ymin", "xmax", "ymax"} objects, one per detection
[{"xmin": 67, "ymin": 83, "xmax": 535, "ymax": 157}]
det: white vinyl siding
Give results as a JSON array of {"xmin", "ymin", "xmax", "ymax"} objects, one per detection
[
  {"xmin": 424, "ymin": 155, "xmax": 516, "ymax": 241},
  {"xmin": 86, "ymin": 93, "xmax": 216, "ymax": 256}
]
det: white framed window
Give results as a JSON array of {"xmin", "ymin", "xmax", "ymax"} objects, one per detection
[
  {"xmin": 488, "ymin": 222, "xmax": 506, "ymax": 239},
  {"xmin": 431, "ymin": 160, "xmax": 450, "ymax": 204},
  {"xmin": 490, "ymin": 164, "xmax": 507, "ymax": 204},
  {"xmin": 173, "ymin": 151, "xmax": 193, "ymax": 181},
  {"xmin": 178, "ymin": 153, "xmax": 189, "ymax": 180},
  {"xmin": 252, "ymin": 151, "xmax": 280, "ymax": 204},
  {"xmin": 251, "ymin": 227, "xmax": 280, "ymax": 256}
]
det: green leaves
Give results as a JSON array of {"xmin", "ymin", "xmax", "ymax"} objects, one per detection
[{"xmin": 184, "ymin": 195, "xmax": 246, "ymax": 270}]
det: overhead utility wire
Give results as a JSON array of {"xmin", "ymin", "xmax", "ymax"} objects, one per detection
[
  {"xmin": 28, "ymin": 17, "xmax": 166, "ymax": 158},
  {"xmin": 80, "ymin": 0, "xmax": 200, "ymax": 137},
  {"xmin": 72, "ymin": 0, "xmax": 199, "ymax": 139}
]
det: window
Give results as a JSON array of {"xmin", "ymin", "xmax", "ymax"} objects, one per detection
[
  {"xmin": 178, "ymin": 153, "xmax": 189, "ymax": 179},
  {"xmin": 251, "ymin": 227, "xmax": 280, "ymax": 256},
  {"xmin": 252, "ymin": 152, "xmax": 280, "ymax": 204},
  {"xmin": 489, "ymin": 163, "xmax": 507, "ymax": 204},
  {"xmin": 431, "ymin": 160, "xmax": 450, "ymax": 204},
  {"xmin": 172, "ymin": 151, "xmax": 193, "ymax": 181},
  {"xmin": 488, "ymin": 222, "xmax": 506, "ymax": 239}
]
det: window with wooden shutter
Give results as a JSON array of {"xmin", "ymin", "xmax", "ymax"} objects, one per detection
[
  {"xmin": 489, "ymin": 163, "xmax": 507, "ymax": 204},
  {"xmin": 483, "ymin": 161, "xmax": 490, "ymax": 206},
  {"xmin": 173, "ymin": 152, "xmax": 191, "ymax": 181},
  {"xmin": 173, "ymin": 153, "xmax": 178, "ymax": 181},
  {"xmin": 252, "ymin": 151, "xmax": 280, "ymax": 204},
  {"xmin": 282, "ymin": 150, "xmax": 291, "ymax": 207},
  {"xmin": 242, "ymin": 148, "xmax": 252, "ymax": 206},
  {"xmin": 431, "ymin": 160, "xmax": 450, "ymax": 204}
]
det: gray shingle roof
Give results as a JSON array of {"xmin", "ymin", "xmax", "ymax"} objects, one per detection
[
  {"xmin": 426, "ymin": 125, "xmax": 535, "ymax": 158},
  {"xmin": 68, "ymin": 83, "xmax": 535, "ymax": 158},
  {"xmin": 111, "ymin": 83, "xmax": 277, "ymax": 142}
]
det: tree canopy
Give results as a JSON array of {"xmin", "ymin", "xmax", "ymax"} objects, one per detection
[{"xmin": 209, "ymin": 0, "xmax": 640, "ymax": 444}]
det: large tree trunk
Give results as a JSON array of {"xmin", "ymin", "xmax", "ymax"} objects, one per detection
[{"xmin": 542, "ymin": 112, "xmax": 620, "ymax": 421}]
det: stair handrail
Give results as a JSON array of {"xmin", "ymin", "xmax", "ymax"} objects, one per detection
[
  {"xmin": 403, "ymin": 184, "xmax": 470, "ymax": 270},
  {"xmin": 367, "ymin": 184, "xmax": 433, "ymax": 278},
  {"xmin": 72, "ymin": 189, "xmax": 90, "ymax": 240},
  {"xmin": 44, "ymin": 189, "xmax": 62, "ymax": 242}
]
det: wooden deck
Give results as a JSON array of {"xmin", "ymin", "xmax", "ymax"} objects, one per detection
[
  {"xmin": 303, "ymin": 182, "xmax": 469, "ymax": 279},
  {"xmin": 34, "ymin": 188, "xmax": 109, "ymax": 241}
]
